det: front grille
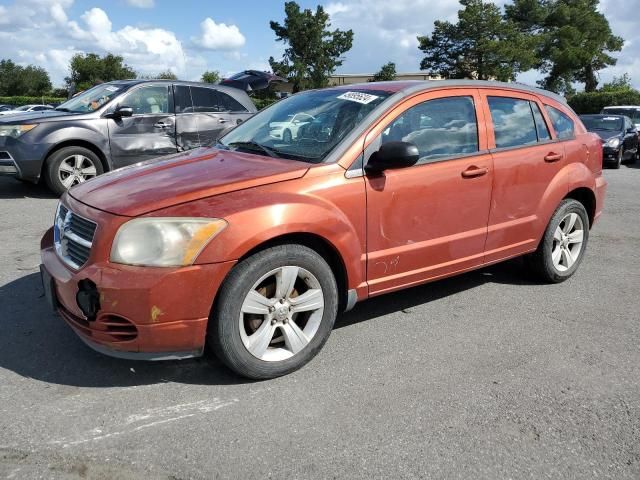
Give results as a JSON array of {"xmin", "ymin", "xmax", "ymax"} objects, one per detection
[
  {"xmin": 54, "ymin": 204, "xmax": 97, "ymax": 269},
  {"xmin": 0, "ymin": 151, "xmax": 12, "ymax": 160}
]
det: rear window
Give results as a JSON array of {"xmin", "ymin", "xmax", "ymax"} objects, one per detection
[
  {"xmin": 218, "ymin": 91, "xmax": 248, "ymax": 113},
  {"xmin": 488, "ymin": 97, "xmax": 538, "ymax": 148},
  {"xmin": 191, "ymin": 86, "xmax": 223, "ymax": 113},
  {"xmin": 545, "ymin": 106, "xmax": 575, "ymax": 140}
]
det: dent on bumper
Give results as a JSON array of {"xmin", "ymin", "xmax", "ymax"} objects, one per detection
[{"xmin": 40, "ymin": 233, "xmax": 236, "ymax": 358}]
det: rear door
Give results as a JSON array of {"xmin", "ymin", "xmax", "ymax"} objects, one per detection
[
  {"xmin": 107, "ymin": 84, "xmax": 177, "ymax": 167},
  {"xmin": 481, "ymin": 91, "xmax": 569, "ymax": 263},
  {"xmin": 189, "ymin": 86, "xmax": 233, "ymax": 147}
]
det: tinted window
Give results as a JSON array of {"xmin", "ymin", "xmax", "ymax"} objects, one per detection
[
  {"xmin": 381, "ymin": 96, "xmax": 479, "ymax": 163},
  {"xmin": 120, "ymin": 85, "xmax": 170, "ymax": 115},
  {"xmin": 602, "ymin": 107, "xmax": 640, "ymax": 123},
  {"xmin": 545, "ymin": 105, "xmax": 575, "ymax": 139},
  {"xmin": 174, "ymin": 85, "xmax": 193, "ymax": 113},
  {"xmin": 581, "ymin": 115, "xmax": 623, "ymax": 131},
  {"xmin": 488, "ymin": 97, "xmax": 538, "ymax": 148},
  {"xmin": 531, "ymin": 102, "xmax": 551, "ymax": 141},
  {"xmin": 218, "ymin": 91, "xmax": 248, "ymax": 112},
  {"xmin": 191, "ymin": 86, "xmax": 222, "ymax": 113}
]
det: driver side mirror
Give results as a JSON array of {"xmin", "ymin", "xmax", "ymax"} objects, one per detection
[
  {"xmin": 105, "ymin": 105, "xmax": 133, "ymax": 119},
  {"xmin": 365, "ymin": 141, "xmax": 420, "ymax": 174}
]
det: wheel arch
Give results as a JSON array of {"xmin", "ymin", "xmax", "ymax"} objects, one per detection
[
  {"xmin": 43, "ymin": 140, "xmax": 111, "ymax": 176},
  {"xmin": 565, "ymin": 187, "xmax": 596, "ymax": 228}
]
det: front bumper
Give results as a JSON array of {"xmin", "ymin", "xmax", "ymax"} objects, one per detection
[
  {"xmin": 40, "ymin": 226, "xmax": 236, "ymax": 360},
  {"xmin": 0, "ymin": 135, "xmax": 51, "ymax": 182},
  {"xmin": 602, "ymin": 146, "xmax": 620, "ymax": 162}
]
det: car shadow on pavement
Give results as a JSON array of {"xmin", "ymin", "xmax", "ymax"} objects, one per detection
[
  {"xmin": 0, "ymin": 177, "xmax": 58, "ymax": 199},
  {"xmin": 0, "ymin": 259, "xmax": 539, "ymax": 388}
]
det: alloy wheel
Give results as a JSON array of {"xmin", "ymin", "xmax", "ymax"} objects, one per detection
[
  {"xmin": 551, "ymin": 212, "xmax": 585, "ymax": 272},
  {"xmin": 239, "ymin": 266, "xmax": 324, "ymax": 362},
  {"xmin": 58, "ymin": 154, "xmax": 98, "ymax": 189}
]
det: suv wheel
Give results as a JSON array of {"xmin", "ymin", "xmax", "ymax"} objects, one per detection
[
  {"xmin": 45, "ymin": 146, "xmax": 104, "ymax": 196},
  {"xmin": 209, "ymin": 245, "xmax": 338, "ymax": 379},
  {"xmin": 527, "ymin": 199, "xmax": 589, "ymax": 283}
]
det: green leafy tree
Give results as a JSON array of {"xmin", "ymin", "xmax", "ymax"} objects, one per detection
[
  {"xmin": 0, "ymin": 59, "xmax": 51, "ymax": 96},
  {"xmin": 506, "ymin": 0, "xmax": 623, "ymax": 93},
  {"xmin": 601, "ymin": 74, "xmax": 633, "ymax": 93},
  {"xmin": 370, "ymin": 62, "xmax": 396, "ymax": 82},
  {"xmin": 201, "ymin": 70, "xmax": 221, "ymax": 83},
  {"xmin": 418, "ymin": 0, "xmax": 536, "ymax": 81},
  {"xmin": 155, "ymin": 70, "xmax": 178, "ymax": 80},
  {"xmin": 268, "ymin": 1, "xmax": 354, "ymax": 92},
  {"xmin": 66, "ymin": 53, "xmax": 136, "ymax": 91}
]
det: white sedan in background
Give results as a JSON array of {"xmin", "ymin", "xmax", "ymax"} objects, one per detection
[
  {"xmin": 269, "ymin": 112, "xmax": 315, "ymax": 143},
  {"xmin": 0, "ymin": 104, "xmax": 54, "ymax": 116}
]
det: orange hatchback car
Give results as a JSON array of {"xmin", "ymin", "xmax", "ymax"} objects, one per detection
[{"xmin": 40, "ymin": 80, "xmax": 607, "ymax": 379}]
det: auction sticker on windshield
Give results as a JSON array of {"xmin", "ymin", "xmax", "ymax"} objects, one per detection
[{"xmin": 337, "ymin": 91, "xmax": 380, "ymax": 104}]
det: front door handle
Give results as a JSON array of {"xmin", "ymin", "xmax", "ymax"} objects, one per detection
[
  {"xmin": 461, "ymin": 166, "xmax": 488, "ymax": 178},
  {"xmin": 544, "ymin": 152, "xmax": 563, "ymax": 163},
  {"xmin": 154, "ymin": 121, "xmax": 172, "ymax": 129},
  {"xmin": 218, "ymin": 118, "xmax": 227, "ymax": 124}
]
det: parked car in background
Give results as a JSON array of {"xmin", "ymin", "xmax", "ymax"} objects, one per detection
[
  {"xmin": 40, "ymin": 80, "xmax": 606, "ymax": 379},
  {"xmin": 0, "ymin": 104, "xmax": 53, "ymax": 116},
  {"xmin": 580, "ymin": 114, "xmax": 638, "ymax": 168},
  {"xmin": 269, "ymin": 112, "xmax": 314, "ymax": 142},
  {"xmin": 601, "ymin": 106, "xmax": 640, "ymax": 131},
  {"xmin": 0, "ymin": 72, "xmax": 280, "ymax": 195}
]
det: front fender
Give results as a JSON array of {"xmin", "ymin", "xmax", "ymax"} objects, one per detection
[{"xmin": 39, "ymin": 121, "xmax": 112, "ymax": 168}]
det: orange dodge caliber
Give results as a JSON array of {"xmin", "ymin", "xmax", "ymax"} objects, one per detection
[{"xmin": 40, "ymin": 81, "xmax": 607, "ymax": 379}]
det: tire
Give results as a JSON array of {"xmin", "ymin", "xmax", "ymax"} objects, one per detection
[
  {"xmin": 209, "ymin": 245, "xmax": 338, "ymax": 379},
  {"xmin": 527, "ymin": 199, "xmax": 590, "ymax": 283},
  {"xmin": 44, "ymin": 146, "xmax": 104, "ymax": 196},
  {"xmin": 283, "ymin": 129, "xmax": 292, "ymax": 144},
  {"xmin": 613, "ymin": 148, "xmax": 623, "ymax": 169}
]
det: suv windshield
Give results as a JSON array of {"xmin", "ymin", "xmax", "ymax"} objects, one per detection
[
  {"xmin": 219, "ymin": 89, "xmax": 392, "ymax": 163},
  {"xmin": 581, "ymin": 116, "xmax": 623, "ymax": 131},
  {"xmin": 56, "ymin": 83, "xmax": 125, "ymax": 113}
]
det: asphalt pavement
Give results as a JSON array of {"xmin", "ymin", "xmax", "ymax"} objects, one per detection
[{"xmin": 1, "ymin": 164, "xmax": 639, "ymax": 479}]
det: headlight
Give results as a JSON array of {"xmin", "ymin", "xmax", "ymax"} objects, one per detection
[
  {"xmin": 606, "ymin": 137, "xmax": 621, "ymax": 148},
  {"xmin": 110, "ymin": 218, "xmax": 227, "ymax": 267},
  {"xmin": 0, "ymin": 124, "xmax": 37, "ymax": 138}
]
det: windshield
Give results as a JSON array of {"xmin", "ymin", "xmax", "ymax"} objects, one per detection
[
  {"xmin": 581, "ymin": 116, "xmax": 623, "ymax": 132},
  {"xmin": 56, "ymin": 83, "xmax": 125, "ymax": 113},
  {"xmin": 16, "ymin": 105, "xmax": 31, "ymax": 111},
  {"xmin": 219, "ymin": 89, "xmax": 392, "ymax": 163},
  {"xmin": 602, "ymin": 108, "xmax": 640, "ymax": 123}
]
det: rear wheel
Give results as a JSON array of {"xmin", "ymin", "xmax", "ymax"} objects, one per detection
[
  {"xmin": 44, "ymin": 146, "xmax": 103, "ymax": 196},
  {"xmin": 209, "ymin": 245, "xmax": 338, "ymax": 379},
  {"xmin": 527, "ymin": 199, "xmax": 589, "ymax": 283}
]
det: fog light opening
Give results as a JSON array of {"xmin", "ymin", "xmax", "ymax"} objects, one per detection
[{"xmin": 76, "ymin": 279, "xmax": 101, "ymax": 321}]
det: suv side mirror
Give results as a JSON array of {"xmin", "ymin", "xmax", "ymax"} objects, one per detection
[
  {"xmin": 106, "ymin": 105, "xmax": 133, "ymax": 119},
  {"xmin": 365, "ymin": 141, "xmax": 420, "ymax": 174}
]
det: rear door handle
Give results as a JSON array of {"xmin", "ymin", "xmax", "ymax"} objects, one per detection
[
  {"xmin": 461, "ymin": 166, "xmax": 488, "ymax": 178},
  {"xmin": 544, "ymin": 152, "xmax": 563, "ymax": 163}
]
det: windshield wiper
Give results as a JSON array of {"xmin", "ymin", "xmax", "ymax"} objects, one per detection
[{"xmin": 226, "ymin": 141, "xmax": 279, "ymax": 158}]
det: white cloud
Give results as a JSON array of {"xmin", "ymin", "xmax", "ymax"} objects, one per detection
[
  {"xmin": 126, "ymin": 0, "xmax": 155, "ymax": 8},
  {"xmin": 193, "ymin": 17, "xmax": 246, "ymax": 51}
]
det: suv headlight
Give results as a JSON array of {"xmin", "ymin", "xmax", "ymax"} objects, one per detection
[
  {"xmin": 606, "ymin": 137, "xmax": 621, "ymax": 148},
  {"xmin": 0, "ymin": 124, "xmax": 37, "ymax": 138},
  {"xmin": 110, "ymin": 218, "xmax": 227, "ymax": 267}
]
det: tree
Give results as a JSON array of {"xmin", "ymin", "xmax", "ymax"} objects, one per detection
[
  {"xmin": 66, "ymin": 53, "xmax": 136, "ymax": 91},
  {"xmin": 268, "ymin": 1, "xmax": 354, "ymax": 92},
  {"xmin": 370, "ymin": 62, "xmax": 396, "ymax": 82},
  {"xmin": 418, "ymin": 0, "xmax": 535, "ymax": 82},
  {"xmin": 0, "ymin": 59, "xmax": 51, "ymax": 96},
  {"xmin": 155, "ymin": 70, "xmax": 178, "ymax": 80},
  {"xmin": 201, "ymin": 70, "xmax": 220, "ymax": 83},
  {"xmin": 506, "ymin": 0, "xmax": 623, "ymax": 93},
  {"xmin": 601, "ymin": 74, "xmax": 633, "ymax": 93}
]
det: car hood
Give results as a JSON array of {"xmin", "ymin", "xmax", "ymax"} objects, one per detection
[
  {"xmin": 69, "ymin": 147, "xmax": 310, "ymax": 217},
  {"xmin": 0, "ymin": 110, "xmax": 84, "ymax": 123},
  {"xmin": 589, "ymin": 129, "xmax": 622, "ymax": 141}
]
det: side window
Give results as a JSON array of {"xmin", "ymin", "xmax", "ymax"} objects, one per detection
[
  {"xmin": 174, "ymin": 85, "xmax": 193, "ymax": 113},
  {"xmin": 217, "ymin": 91, "xmax": 248, "ymax": 113},
  {"xmin": 120, "ymin": 85, "xmax": 170, "ymax": 115},
  {"xmin": 488, "ymin": 97, "xmax": 538, "ymax": 148},
  {"xmin": 531, "ymin": 102, "xmax": 551, "ymax": 141},
  {"xmin": 191, "ymin": 86, "xmax": 222, "ymax": 113},
  {"xmin": 545, "ymin": 105, "xmax": 575, "ymax": 140},
  {"xmin": 381, "ymin": 96, "xmax": 479, "ymax": 163}
]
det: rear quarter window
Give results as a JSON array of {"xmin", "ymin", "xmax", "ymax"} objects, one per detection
[
  {"xmin": 545, "ymin": 105, "xmax": 575, "ymax": 140},
  {"xmin": 488, "ymin": 97, "xmax": 538, "ymax": 148}
]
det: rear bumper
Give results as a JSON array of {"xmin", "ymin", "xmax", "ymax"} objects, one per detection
[
  {"xmin": 594, "ymin": 175, "xmax": 608, "ymax": 225},
  {"xmin": 40, "ymin": 228, "xmax": 236, "ymax": 359}
]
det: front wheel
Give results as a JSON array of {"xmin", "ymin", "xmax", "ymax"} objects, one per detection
[
  {"xmin": 44, "ymin": 146, "xmax": 103, "ymax": 196},
  {"xmin": 527, "ymin": 199, "xmax": 589, "ymax": 283},
  {"xmin": 613, "ymin": 148, "xmax": 623, "ymax": 169},
  {"xmin": 209, "ymin": 245, "xmax": 338, "ymax": 379}
]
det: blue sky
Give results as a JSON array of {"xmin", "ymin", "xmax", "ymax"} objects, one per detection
[{"xmin": 0, "ymin": 0, "xmax": 637, "ymax": 89}]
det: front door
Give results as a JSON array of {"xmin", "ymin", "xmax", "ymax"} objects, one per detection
[
  {"xmin": 364, "ymin": 91, "xmax": 493, "ymax": 296},
  {"xmin": 107, "ymin": 84, "xmax": 177, "ymax": 167}
]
